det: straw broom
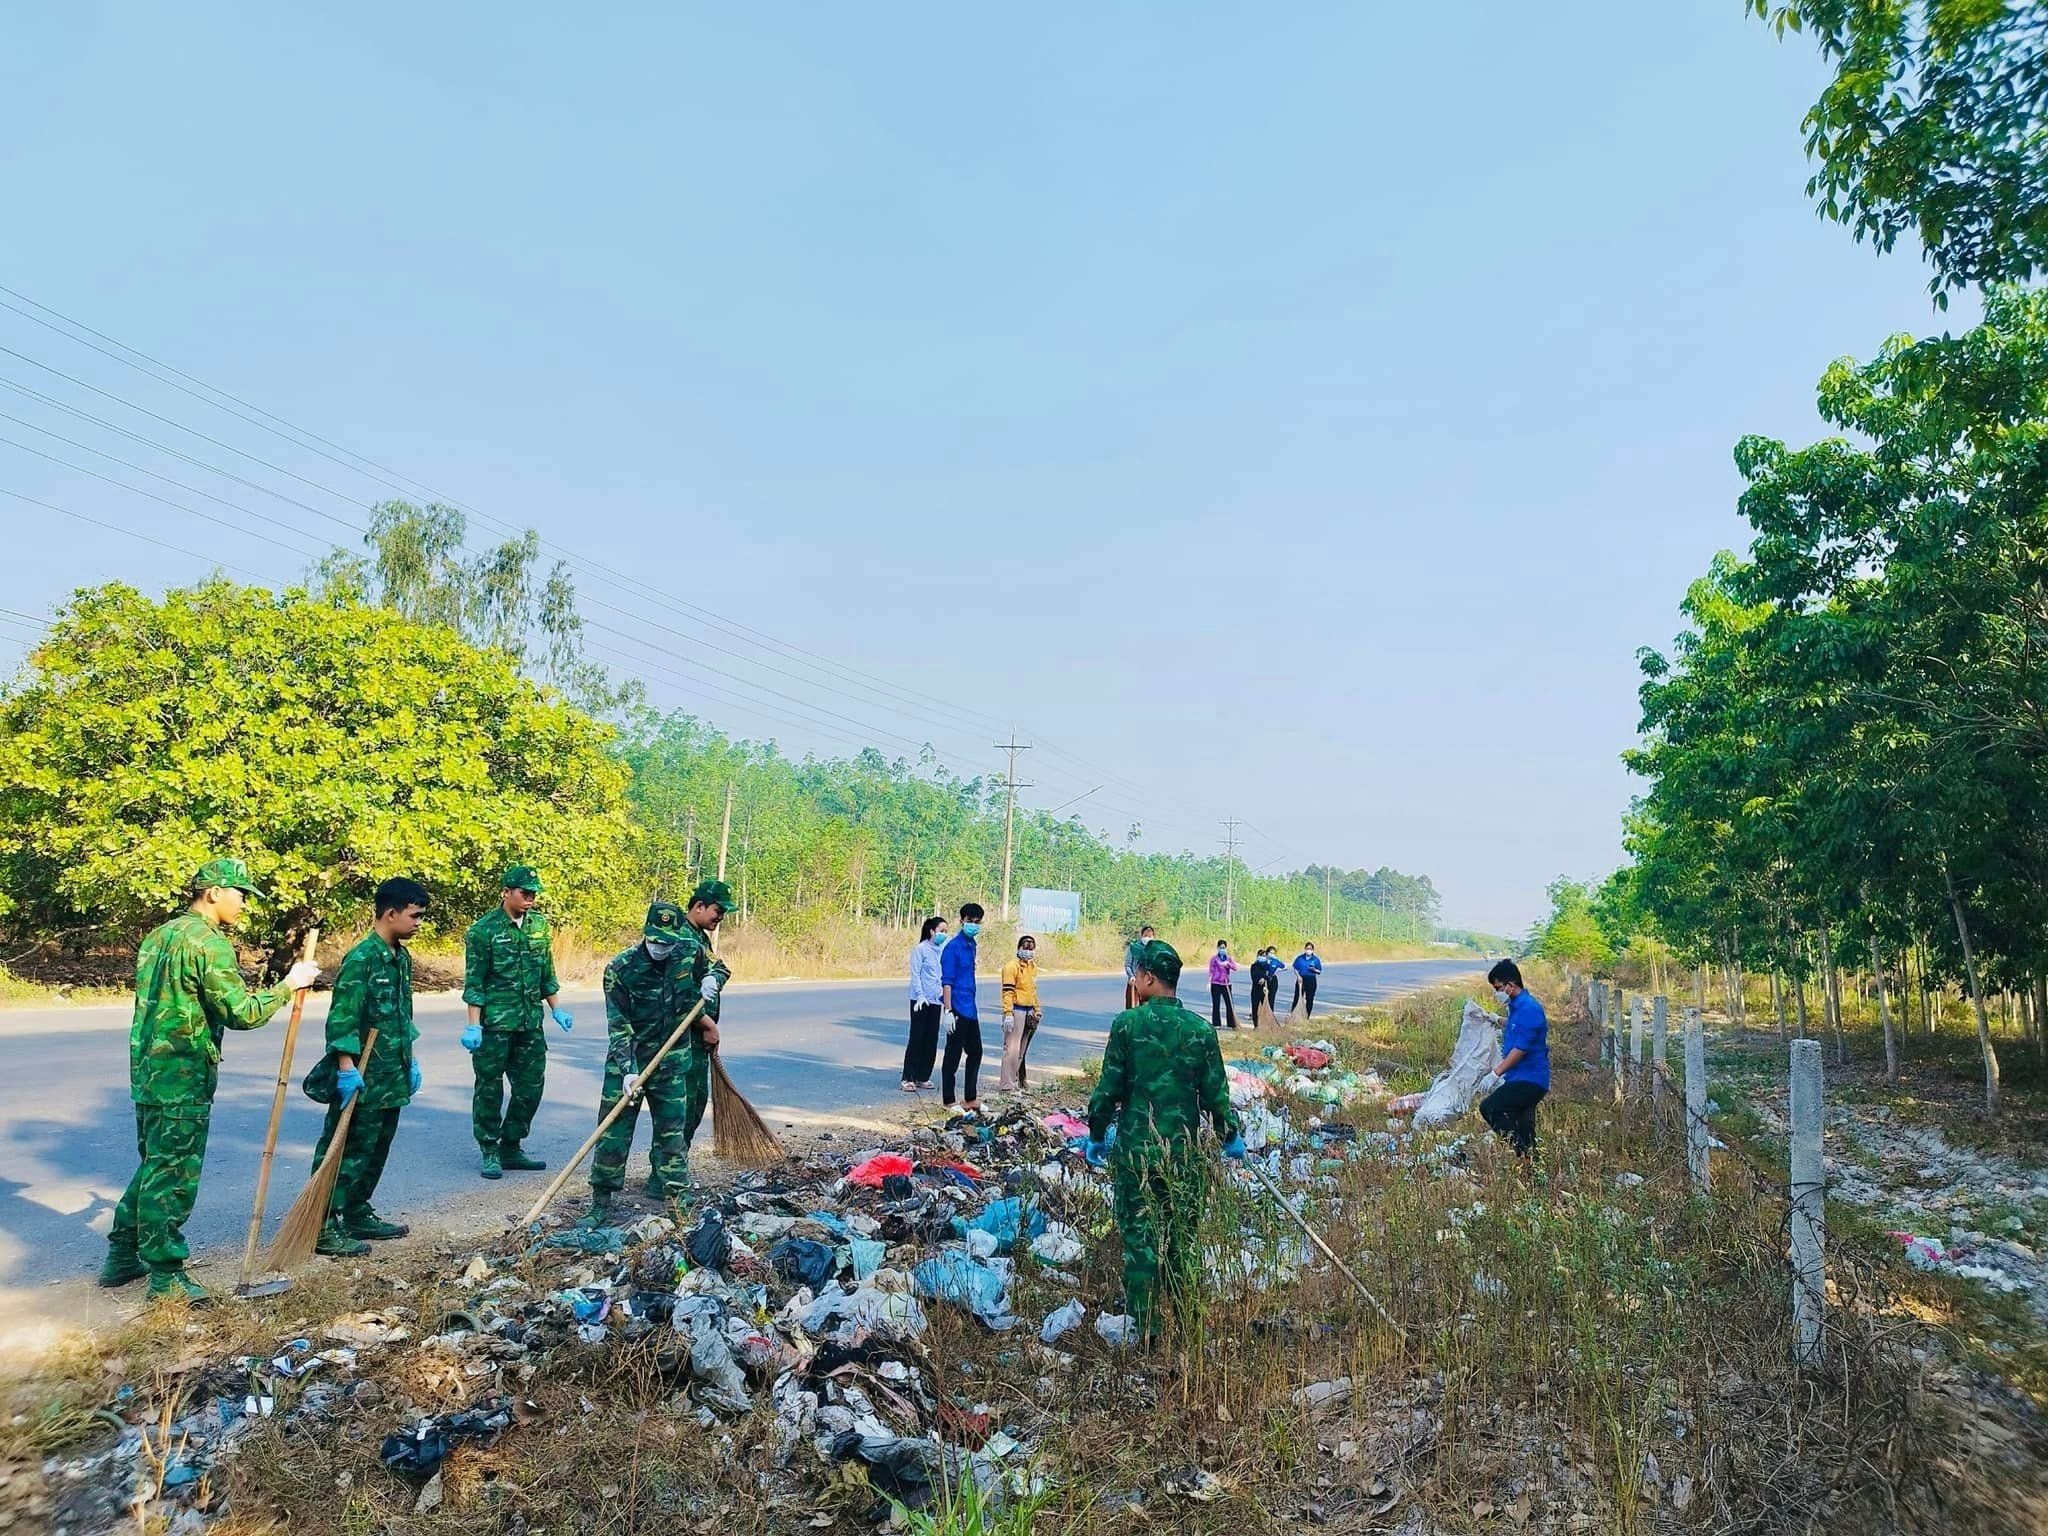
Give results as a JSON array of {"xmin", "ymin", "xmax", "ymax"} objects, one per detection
[
  {"xmin": 236, "ymin": 929, "xmax": 319, "ymax": 1298},
  {"xmin": 266, "ymin": 1027, "xmax": 377, "ymax": 1270},
  {"xmin": 710, "ymin": 1051, "xmax": 783, "ymax": 1164}
]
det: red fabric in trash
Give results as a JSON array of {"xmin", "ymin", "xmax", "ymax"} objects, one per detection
[
  {"xmin": 926, "ymin": 1157, "xmax": 983, "ymax": 1183},
  {"xmin": 1284, "ymin": 1044, "xmax": 1333, "ymax": 1070},
  {"xmin": 846, "ymin": 1153, "xmax": 916, "ymax": 1187}
]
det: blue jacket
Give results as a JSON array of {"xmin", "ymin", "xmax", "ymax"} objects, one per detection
[
  {"xmin": 940, "ymin": 931, "xmax": 979, "ymax": 1018},
  {"xmin": 1293, "ymin": 951, "xmax": 1323, "ymax": 978},
  {"xmin": 1500, "ymin": 989, "xmax": 1550, "ymax": 1090}
]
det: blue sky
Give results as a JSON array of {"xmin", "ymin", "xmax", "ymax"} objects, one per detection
[{"xmin": 0, "ymin": 4, "xmax": 1960, "ymax": 934}]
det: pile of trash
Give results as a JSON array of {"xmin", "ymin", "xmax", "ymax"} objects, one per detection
[{"xmin": 30, "ymin": 1021, "xmax": 1515, "ymax": 1534}]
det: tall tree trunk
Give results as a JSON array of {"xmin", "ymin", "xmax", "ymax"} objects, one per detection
[
  {"xmin": 1772, "ymin": 967, "xmax": 1788, "ymax": 1041},
  {"xmin": 1870, "ymin": 922, "xmax": 1898, "ymax": 1084},
  {"xmin": 1792, "ymin": 926, "xmax": 1810, "ymax": 1039},
  {"xmin": 2034, "ymin": 977, "xmax": 2047, "ymax": 1067},
  {"xmin": 1942, "ymin": 856, "xmax": 2002, "ymax": 1116}
]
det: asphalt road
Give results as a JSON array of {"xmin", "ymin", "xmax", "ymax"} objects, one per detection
[{"xmin": 0, "ymin": 957, "xmax": 1479, "ymax": 1289}]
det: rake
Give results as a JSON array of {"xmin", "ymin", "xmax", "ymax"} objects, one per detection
[{"xmin": 1240, "ymin": 1156, "xmax": 1406, "ymax": 1337}]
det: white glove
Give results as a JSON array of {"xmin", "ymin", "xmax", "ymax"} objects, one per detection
[
  {"xmin": 701, "ymin": 969, "xmax": 726, "ymax": 1007},
  {"xmin": 285, "ymin": 960, "xmax": 321, "ymax": 991},
  {"xmin": 622, "ymin": 1072, "xmax": 642, "ymax": 1102}
]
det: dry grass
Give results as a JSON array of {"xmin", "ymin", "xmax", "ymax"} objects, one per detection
[{"xmin": 10, "ymin": 969, "xmax": 2039, "ymax": 1535}]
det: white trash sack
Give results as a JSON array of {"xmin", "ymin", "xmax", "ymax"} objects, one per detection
[{"xmin": 1413, "ymin": 1001, "xmax": 1502, "ymax": 1128}]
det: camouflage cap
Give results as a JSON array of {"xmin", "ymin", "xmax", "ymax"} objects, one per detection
[
  {"xmin": 192, "ymin": 856, "xmax": 262, "ymax": 897},
  {"xmin": 501, "ymin": 864, "xmax": 543, "ymax": 893},
  {"xmin": 689, "ymin": 878, "xmax": 735, "ymax": 912},
  {"xmin": 643, "ymin": 901, "xmax": 687, "ymax": 942},
  {"xmin": 1133, "ymin": 937, "xmax": 1182, "ymax": 988}
]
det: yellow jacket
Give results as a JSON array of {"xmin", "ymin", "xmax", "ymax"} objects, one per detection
[{"xmin": 1000, "ymin": 957, "xmax": 1039, "ymax": 1012}]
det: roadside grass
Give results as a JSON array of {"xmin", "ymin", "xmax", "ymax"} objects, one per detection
[{"xmin": 9, "ymin": 969, "xmax": 2038, "ymax": 1533}]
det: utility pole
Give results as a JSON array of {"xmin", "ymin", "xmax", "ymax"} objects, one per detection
[
  {"xmin": 1323, "ymin": 866, "xmax": 1332, "ymax": 938},
  {"xmin": 683, "ymin": 808, "xmax": 698, "ymax": 884},
  {"xmin": 717, "ymin": 781, "xmax": 734, "ymax": 881},
  {"xmin": 1221, "ymin": 818, "xmax": 1241, "ymax": 930},
  {"xmin": 995, "ymin": 735, "xmax": 1033, "ymax": 920}
]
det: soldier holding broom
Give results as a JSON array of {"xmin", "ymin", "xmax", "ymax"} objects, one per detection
[
  {"xmin": 302, "ymin": 878, "xmax": 430, "ymax": 1257},
  {"xmin": 102, "ymin": 858, "xmax": 321, "ymax": 1303},
  {"xmin": 585, "ymin": 881, "xmax": 732, "ymax": 1220}
]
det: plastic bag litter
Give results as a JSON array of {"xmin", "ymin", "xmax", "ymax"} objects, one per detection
[
  {"xmin": 848, "ymin": 1237, "xmax": 888, "ymax": 1281},
  {"xmin": 1284, "ymin": 1044, "xmax": 1334, "ymax": 1070},
  {"xmin": 829, "ymin": 1432, "xmax": 992, "ymax": 1511},
  {"xmin": 685, "ymin": 1209, "xmax": 732, "ymax": 1270},
  {"xmin": 965, "ymin": 1228, "xmax": 999, "ymax": 1260},
  {"xmin": 798, "ymin": 1279, "xmax": 929, "ymax": 1341},
  {"xmin": 378, "ymin": 1395, "xmax": 514, "ymax": 1480},
  {"xmin": 768, "ymin": 1237, "xmax": 838, "ymax": 1288},
  {"xmin": 847, "ymin": 1153, "xmax": 916, "ymax": 1188},
  {"xmin": 1028, "ymin": 1224, "xmax": 1083, "ymax": 1265},
  {"xmin": 1041, "ymin": 1111, "xmax": 1090, "ymax": 1138},
  {"xmin": 1414, "ymin": 1002, "xmax": 1502, "ymax": 1128},
  {"xmin": 953, "ymin": 1196, "xmax": 1045, "ymax": 1254},
  {"xmin": 1095, "ymin": 1313, "xmax": 1137, "ymax": 1348},
  {"xmin": 911, "ymin": 1250, "xmax": 1017, "ymax": 1330},
  {"xmin": 543, "ymin": 1226, "xmax": 626, "ymax": 1254},
  {"xmin": 1040, "ymin": 1299, "xmax": 1085, "ymax": 1343}
]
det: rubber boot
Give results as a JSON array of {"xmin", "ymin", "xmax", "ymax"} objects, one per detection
[
  {"xmin": 316, "ymin": 1221, "xmax": 371, "ymax": 1258},
  {"xmin": 498, "ymin": 1143, "xmax": 547, "ymax": 1172},
  {"xmin": 145, "ymin": 1269, "xmax": 209, "ymax": 1304},
  {"xmin": 581, "ymin": 1193, "xmax": 615, "ymax": 1227},
  {"xmin": 98, "ymin": 1246, "xmax": 148, "ymax": 1288},
  {"xmin": 480, "ymin": 1148, "xmax": 502, "ymax": 1179}
]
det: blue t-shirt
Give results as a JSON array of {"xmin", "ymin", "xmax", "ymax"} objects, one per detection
[
  {"xmin": 1500, "ymin": 989, "xmax": 1550, "ymax": 1089},
  {"xmin": 1293, "ymin": 951, "xmax": 1323, "ymax": 977},
  {"xmin": 940, "ymin": 932, "xmax": 979, "ymax": 1019}
]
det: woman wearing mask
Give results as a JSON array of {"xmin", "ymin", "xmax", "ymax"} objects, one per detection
[
  {"xmin": 1208, "ymin": 939, "xmax": 1241, "ymax": 1030},
  {"xmin": 903, "ymin": 914, "xmax": 947, "ymax": 1092},
  {"xmin": 999, "ymin": 934, "xmax": 1042, "ymax": 1093}
]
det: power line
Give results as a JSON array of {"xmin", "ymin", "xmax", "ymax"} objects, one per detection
[{"xmin": 0, "ymin": 485, "xmax": 268, "ymax": 580}]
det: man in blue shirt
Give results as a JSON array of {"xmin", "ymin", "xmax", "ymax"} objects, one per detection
[
  {"xmin": 1479, "ymin": 958, "xmax": 1549, "ymax": 1157},
  {"xmin": 1290, "ymin": 942, "xmax": 1325, "ymax": 1017},
  {"xmin": 939, "ymin": 901, "xmax": 985, "ymax": 1111}
]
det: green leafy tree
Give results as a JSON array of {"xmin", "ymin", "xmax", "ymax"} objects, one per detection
[
  {"xmin": 0, "ymin": 580, "xmax": 635, "ymax": 964},
  {"xmin": 1752, "ymin": 0, "xmax": 2048, "ymax": 301}
]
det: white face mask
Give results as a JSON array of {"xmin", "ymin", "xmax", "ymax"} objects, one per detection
[
  {"xmin": 1017, "ymin": 947, "xmax": 1034, "ymax": 962},
  {"xmin": 646, "ymin": 939, "xmax": 677, "ymax": 960},
  {"xmin": 1493, "ymin": 987, "xmax": 1510, "ymax": 1004}
]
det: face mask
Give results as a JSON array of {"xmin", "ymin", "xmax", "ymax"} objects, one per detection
[
  {"xmin": 1017, "ymin": 947, "xmax": 1034, "ymax": 962},
  {"xmin": 1217, "ymin": 946, "xmax": 1228, "ymax": 954},
  {"xmin": 1493, "ymin": 987, "xmax": 1510, "ymax": 1004},
  {"xmin": 646, "ymin": 939, "xmax": 676, "ymax": 960},
  {"xmin": 931, "ymin": 931, "xmax": 948, "ymax": 947},
  {"xmin": 961, "ymin": 922, "xmax": 980, "ymax": 938}
]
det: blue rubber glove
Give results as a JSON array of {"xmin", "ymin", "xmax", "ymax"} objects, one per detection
[
  {"xmin": 552, "ymin": 1006, "xmax": 574, "ymax": 1033},
  {"xmin": 460, "ymin": 1022, "xmax": 483, "ymax": 1052},
  {"xmin": 1222, "ymin": 1134, "xmax": 1248, "ymax": 1162},
  {"xmin": 408, "ymin": 1060, "xmax": 422, "ymax": 1095},
  {"xmin": 336, "ymin": 1066, "xmax": 364, "ymax": 1103},
  {"xmin": 1083, "ymin": 1138, "xmax": 1110, "ymax": 1167}
]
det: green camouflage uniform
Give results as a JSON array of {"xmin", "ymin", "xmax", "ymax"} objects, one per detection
[
  {"xmin": 1086, "ymin": 988, "xmax": 1240, "ymax": 1340},
  {"xmin": 590, "ymin": 939, "xmax": 698, "ymax": 1196},
  {"xmin": 463, "ymin": 905, "xmax": 559, "ymax": 1152},
  {"xmin": 111, "ymin": 911, "xmax": 292, "ymax": 1273},
  {"xmin": 310, "ymin": 930, "xmax": 415, "ymax": 1229}
]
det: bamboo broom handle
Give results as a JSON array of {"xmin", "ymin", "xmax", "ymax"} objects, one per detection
[{"xmin": 239, "ymin": 928, "xmax": 319, "ymax": 1284}]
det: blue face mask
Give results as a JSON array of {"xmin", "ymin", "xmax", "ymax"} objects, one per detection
[
  {"xmin": 931, "ymin": 931, "xmax": 948, "ymax": 947},
  {"xmin": 961, "ymin": 922, "xmax": 981, "ymax": 938}
]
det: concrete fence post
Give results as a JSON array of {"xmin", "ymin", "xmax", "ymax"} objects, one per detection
[
  {"xmin": 1629, "ymin": 996, "xmax": 1646, "ymax": 1096},
  {"xmin": 1683, "ymin": 1006, "xmax": 1710, "ymax": 1190},
  {"xmin": 1651, "ymin": 994, "xmax": 1669, "ymax": 1120},
  {"xmin": 1592, "ymin": 979, "xmax": 1608, "ymax": 1061},
  {"xmin": 1789, "ymin": 1038, "xmax": 1826, "ymax": 1366},
  {"xmin": 1610, "ymin": 988, "xmax": 1625, "ymax": 1104}
]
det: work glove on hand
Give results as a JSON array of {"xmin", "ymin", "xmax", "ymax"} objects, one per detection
[
  {"xmin": 408, "ymin": 1060, "xmax": 422, "ymax": 1095},
  {"xmin": 1082, "ymin": 1138, "xmax": 1110, "ymax": 1167},
  {"xmin": 336, "ymin": 1066, "xmax": 364, "ymax": 1103},
  {"xmin": 460, "ymin": 1022, "xmax": 483, "ymax": 1052},
  {"xmin": 1221, "ymin": 1134, "xmax": 1248, "ymax": 1162},
  {"xmin": 702, "ymin": 964, "xmax": 729, "ymax": 1008},
  {"xmin": 552, "ymin": 1006, "xmax": 574, "ymax": 1033},
  {"xmin": 285, "ymin": 960, "xmax": 321, "ymax": 992},
  {"xmin": 622, "ymin": 1072, "xmax": 642, "ymax": 1102}
]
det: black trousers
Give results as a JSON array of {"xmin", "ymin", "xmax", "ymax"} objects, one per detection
[
  {"xmin": 942, "ymin": 1012, "xmax": 983, "ymax": 1105},
  {"xmin": 1210, "ymin": 982, "xmax": 1239, "ymax": 1030},
  {"xmin": 1291, "ymin": 974, "xmax": 1319, "ymax": 1016},
  {"xmin": 904, "ymin": 1002, "xmax": 941, "ymax": 1084},
  {"xmin": 1480, "ymin": 1079, "xmax": 1546, "ymax": 1156}
]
